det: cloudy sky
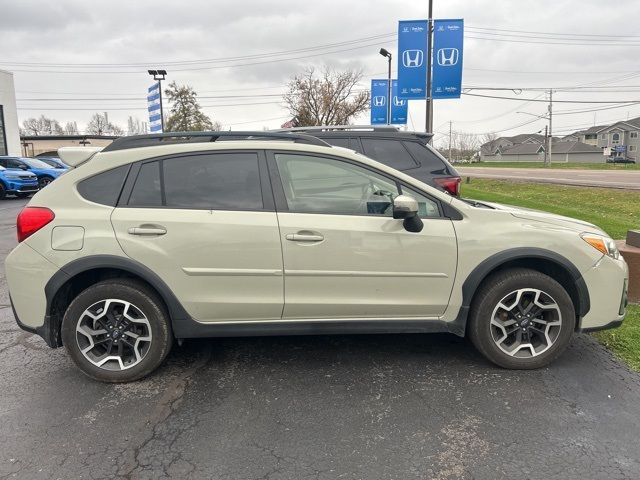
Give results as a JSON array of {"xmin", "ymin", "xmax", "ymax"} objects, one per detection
[{"xmin": 2, "ymin": 0, "xmax": 640, "ymax": 146}]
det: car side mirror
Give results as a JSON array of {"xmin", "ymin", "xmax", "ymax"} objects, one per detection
[{"xmin": 392, "ymin": 195, "xmax": 424, "ymax": 233}]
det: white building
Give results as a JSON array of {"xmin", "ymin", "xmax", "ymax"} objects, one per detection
[{"xmin": 0, "ymin": 70, "xmax": 20, "ymax": 156}]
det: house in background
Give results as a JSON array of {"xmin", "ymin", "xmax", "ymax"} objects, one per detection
[{"xmin": 481, "ymin": 134, "xmax": 604, "ymax": 163}]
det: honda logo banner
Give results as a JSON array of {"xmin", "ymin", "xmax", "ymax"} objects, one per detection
[
  {"xmin": 391, "ymin": 80, "xmax": 408, "ymax": 125},
  {"xmin": 397, "ymin": 20, "xmax": 428, "ymax": 99},
  {"xmin": 432, "ymin": 19, "xmax": 464, "ymax": 99},
  {"xmin": 370, "ymin": 79, "xmax": 388, "ymax": 124}
]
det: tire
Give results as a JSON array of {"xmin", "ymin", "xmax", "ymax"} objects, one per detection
[
  {"xmin": 467, "ymin": 268, "xmax": 575, "ymax": 369},
  {"xmin": 61, "ymin": 279, "xmax": 173, "ymax": 382},
  {"xmin": 0, "ymin": 184, "xmax": 5, "ymax": 200},
  {"xmin": 38, "ymin": 176, "xmax": 53, "ymax": 188}
]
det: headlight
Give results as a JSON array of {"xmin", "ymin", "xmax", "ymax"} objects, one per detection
[{"xmin": 580, "ymin": 232, "xmax": 620, "ymax": 260}]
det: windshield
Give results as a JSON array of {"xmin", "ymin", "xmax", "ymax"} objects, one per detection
[{"xmin": 22, "ymin": 158, "xmax": 53, "ymax": 169}]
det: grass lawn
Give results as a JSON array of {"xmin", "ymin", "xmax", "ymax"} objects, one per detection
[
  {"xmin": 459, "ymin": 162, "xmax": 640, "ymax": 170},
  {"xmin": 460, "ymin": 179, "xmax": 640, "ymax": 370},
  {"xmin": 460, "ymin": 179, "xmax": 640, "ymax": 239},
  {"xmin": 594, "ymin": 305, "xmax": 640, "ymax": 371}
]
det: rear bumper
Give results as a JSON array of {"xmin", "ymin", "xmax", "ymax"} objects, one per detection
[{"xmin": 11, "ymin": 296, "xmax": 60, "ymax": 347}]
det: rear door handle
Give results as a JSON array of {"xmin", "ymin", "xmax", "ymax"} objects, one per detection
[
  {"xmin": 127, "ymin": 225, "xmax": 167, "ymax": 236},
  {"xmin": 285, "ymin": 232, "xmax": 324, "ymax": 242}
]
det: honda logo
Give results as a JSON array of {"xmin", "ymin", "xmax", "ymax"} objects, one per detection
[
  {"xmin": 402, "ymin": 49, "xmax": 424, "ymax": 68},
  {"xmin": 393, "ymin": 96, "xmax": 406, "ymax": 107},
  {"xmin": 373, "ymin": 96, "xmax": 386, "ymax": 107},
  {"xmin": 437, "ymin": 48, "xmax": 459, "ymax": 66}
]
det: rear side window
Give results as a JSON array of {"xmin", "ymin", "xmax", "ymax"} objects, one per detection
[
  {"xmin": 361, "ymin": 139, "xmax": 418, "ymax": 170},
  {"xmin": 128, "ymin": 161, "xmax": 161, "ymax": 206},
  {"xmin": 163, "ymin": 152, "xmax": 263, "ymax": 210},
  {"xmin": 321, "ymin": 137, "xmax": 350, "ymax": 149},
  {"xmin": 77, "ymin": 165, "xmax": 129, "ymax": 206},
  {"xmin": 403, "ymin": 141, "xmax": 448, "ymax": 173}
]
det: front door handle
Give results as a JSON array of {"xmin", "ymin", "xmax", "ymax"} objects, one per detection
[
  {"xmin": 285, "ymin": 232, "xmax": 324, "ymax": 242},
  {"xmin": 127, "ymin": 224, "xmax": 167, "ymax": 236}
]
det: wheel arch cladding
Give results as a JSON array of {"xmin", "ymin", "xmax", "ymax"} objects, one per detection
[
  {"xmin": 44, "ymin": 255, "xmax": 191, "ymax": 347},
  {"xmin": 456, "ymin": 248, "xmax": 590, "ymax": 334}
]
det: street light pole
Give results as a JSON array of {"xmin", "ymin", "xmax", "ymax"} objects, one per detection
[
  {"xmin": 379, "ymin": 48, "xmax": 393, "ymax": 125},
  {"xmin": 425, "ymin": 0, "xmax": 434, "ymax": 136},
  {"xmin": 547, "ymin": 89, "xmax": 553, "ymax": 167},
  {"xmin": 148, "ymin": 69, "xmax": 168, "ymax": 132}
]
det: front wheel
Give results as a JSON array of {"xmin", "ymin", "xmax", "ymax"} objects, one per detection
[
  {"xmin": 467, "ymin": 268, "xmax": 575, "ymax": 369},
  {"xmin": 61, "ymin": 279, "xmax": 173, "ymax": 382}
]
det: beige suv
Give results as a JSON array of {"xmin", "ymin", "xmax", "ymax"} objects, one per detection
[{"xmin": 5, "ymin": 132, "xmax": 628, "ymax": 382}]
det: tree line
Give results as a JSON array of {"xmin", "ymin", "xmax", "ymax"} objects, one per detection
[{"xmin": 19, "ymin": 66, "xmax": 373, "ymax": 136}]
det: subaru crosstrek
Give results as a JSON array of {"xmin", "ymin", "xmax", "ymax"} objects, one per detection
[
  {"xmin": 5, "ymin": 132, "xmax": 628, "ymax": 382},
  {"xmin": 0, "ymin": 165, "xmax": 39, "ymax": 199}
]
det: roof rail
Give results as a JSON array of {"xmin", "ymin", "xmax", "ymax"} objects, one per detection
[
  {"xmin": 273, "ymin": 125, "xmax": 400, "ymax": 133},
  {"xmin": 101, "ymin": 131, "xmax": 331, "ymax": 152}
]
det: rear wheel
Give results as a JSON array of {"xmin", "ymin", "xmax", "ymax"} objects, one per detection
[
  {"xmin": 467, "ymin": 268, "xmax": 575, "ymax": 369},
  {"xmin": 61, "ymin": 279, "xmax": 173, "ymax": 382}
]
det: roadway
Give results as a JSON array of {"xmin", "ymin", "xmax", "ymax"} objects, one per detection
[{"xmin": 457, "ymin": 166, "xmax": 640, "ymax": 190}]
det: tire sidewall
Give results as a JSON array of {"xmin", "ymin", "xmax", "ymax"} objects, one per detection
[
  {"xmin": 469, "ymin": 270, "xmax": 575, "ymax": 369},
  {"xmin": 61, "ymin": 281, "xmax": 172, "ymax": 382}
]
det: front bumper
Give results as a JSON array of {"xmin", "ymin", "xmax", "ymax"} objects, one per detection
[
  {"xmin": 7, "ymin": 184, "xmax": 39, "ymax": 194},
  {"xmin": 578, "ymin": 255, "xmax": 628, "ymax": 332}
]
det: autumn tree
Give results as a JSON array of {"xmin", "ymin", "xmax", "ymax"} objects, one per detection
[
  {"xmin": 283, "ymin": 67, "xmax": 369, "ymax": 126},
  {"xmin": 86, "ymin": 113, "xmax": 124, "ymax": 135},
  {"xmin": 21, "ymin": 115, "xmax": 63, "ymax": 135},
  {"xmin": 164, "ymin": 81, "xmax": 215, "ymax": 132}
]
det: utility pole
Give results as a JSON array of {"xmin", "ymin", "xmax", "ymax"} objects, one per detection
[
  {"xmin": 546, "ymin": 89, "xmax": 553, "ymax": 167},
  {"xmin": 425, "ymin": 0, "xmax": 434, "ymax": 137},
  {"xmin": 544, "ymin": 125, "xmax": 549, "ymax": 165},
  {"xmin": 448, "ymin": 121, "xmax": 453, "ymax": 163}
]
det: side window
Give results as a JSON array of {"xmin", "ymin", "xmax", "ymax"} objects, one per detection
[
  {"xmin": 0, "ymin": 159, "xmax": 6, "ymax": 167},
  {"xmin": 7, "ymin": 159, "xmax": 23, "ymax": 169},
  {"xmin": 361, "ymin": 139, "xmax": 418, "ymax": 170},
  {"xmin": 402, "ymin": 187, "xmax": 441, "ymax": 218},
  {"xmin": 78, "ymin": 165, "xmax": 129, "ymax": 206},
  {"xmin": 322, "ymin": 137, "xmax": 350, "ymax": 149},
  {"xmin": 163, "ymin": 152, "xmax": 263, "ymax": 210},
  {"xmin": 275, "ymin": 153, "xmax": 399, "ymax": 216},
  {"xmin": 403, "ymin": 141, "xmax": 449, "ymax": 173},
  {"xmin": 128, "ymin": 161, "xmax": 161, "ymax": 206}
]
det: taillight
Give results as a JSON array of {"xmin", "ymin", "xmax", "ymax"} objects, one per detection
[
  {"xmin": 17, "ymin": 207, "xmax": 55, "ymax": 242},
  {"xmin": 434, "ymin": 176, "xmax": 461, "ymax": 196}
]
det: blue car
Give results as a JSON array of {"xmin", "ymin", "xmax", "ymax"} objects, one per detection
[
  {"xmin": 0, "ymin": 165, "xmax": 39, "ymax": 199},
  {"xmin": 37, "ymin": 156, "xmax": 69, "ymax": 169},
  {"xmin": 0, "ymin": 156, "xmax": 67, "ymax": 188}
]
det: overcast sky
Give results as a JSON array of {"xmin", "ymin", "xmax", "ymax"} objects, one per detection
[{"xmin": 2, "ymin": 0, "xmax": 640, "ymax": 145}]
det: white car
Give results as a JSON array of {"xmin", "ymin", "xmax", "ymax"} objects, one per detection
[{"xmin": 5, "ymin": 132, "xmax": 628, "ymax": 382}]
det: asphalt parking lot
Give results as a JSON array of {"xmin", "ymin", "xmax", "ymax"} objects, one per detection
[{"xmin": 1, "ymin": 197, "xmax": 640, "ymax": 480}]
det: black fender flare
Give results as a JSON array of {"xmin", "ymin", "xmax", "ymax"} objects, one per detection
[
  {"xmin": 450, "ymin": 247, "xmax": 590, "ymax": 335},
  {"xmin": 44, "ymin": 255, "xmax": 192, "ymax": 344}
]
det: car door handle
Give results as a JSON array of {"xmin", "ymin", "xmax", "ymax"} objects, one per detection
[
  {"xmin": 127, "ymin": 225, "xmax": 167, "ymax": 236},
  {"xmin": 285, "ymin": 233, "xmax": 324, "ymax": 242}
]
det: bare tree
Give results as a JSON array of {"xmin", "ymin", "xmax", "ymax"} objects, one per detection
[
  {"xmin": 126, "ymin": 116, "xmax": 145, "ymax": 135},
  {"xmin": 21, "ymin": 115, "xmax": 64, "ymax": 136},
  {"xmin": 86, "ymin": 113, "xmax": 123, "ymax": 135},
  {"xmin": 63, "ymin": 121, "xmax": 79, "ymax": 135},
  {"xmin": 283, "ymin": 66, "xmax": 370, "ymax": 126},
  {"xmin": 480, "ymin": 132, "xmax": 500, "ymax": 156}
]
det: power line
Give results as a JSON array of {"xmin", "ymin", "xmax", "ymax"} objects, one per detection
[{"xmin": 462, "ymin": 92, "xmax": 640, "ymax": 104}]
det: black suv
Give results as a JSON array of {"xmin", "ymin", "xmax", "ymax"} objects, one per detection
[{"xmin": 275, "ymin": 126, "xmax": 461, "ymax": 196}]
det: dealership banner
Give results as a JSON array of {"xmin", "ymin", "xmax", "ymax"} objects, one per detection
[
  {"xmin": 397, "ymin": 20, "xmax": 428, "ymax": 99},
  {"xmin": 147, "ymin": 82, "xmax": 162, "ymax": 133},
  {"xmin": 390, "ymin": 80, "xmax": 408, "ymax": 124},
  {"xmin": 370, "ymin": 79, "xmax": 388, "ymax": 124},
  {"xmin": 432, "ymin": 19, "xmax": 464, "ymax": 99}
]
